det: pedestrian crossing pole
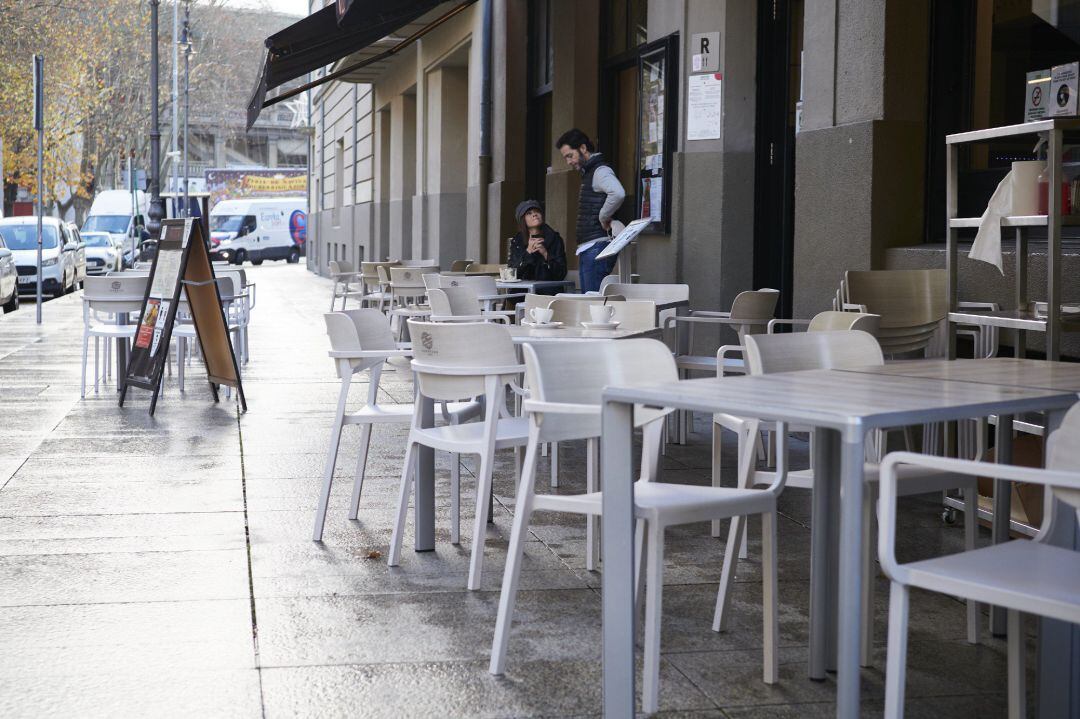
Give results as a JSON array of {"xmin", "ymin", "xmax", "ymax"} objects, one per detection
[{"xmin": 32, "ymin": 54, "xmax": 44, "ymax": 325}]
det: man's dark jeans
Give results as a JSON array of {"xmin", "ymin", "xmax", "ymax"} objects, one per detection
[{"xmin": 578, "ymin": 240, "xmax": 615, "ymax": 293}]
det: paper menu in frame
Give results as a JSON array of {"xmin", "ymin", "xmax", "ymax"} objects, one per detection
[
  {"xmin": 597, "ymin": 217, "xmax": 653, "ymax": 260},
  {"xmin": 687, "ymin": 73, "xmax": 723, "ymax": 141}
]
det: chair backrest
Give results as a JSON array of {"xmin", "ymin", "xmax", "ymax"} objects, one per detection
[
  {"xmin": 390, "ymin": 266, "xmax": 438, "ymax": 291},
  {"xmin": 441, "ymin": 274, "xmax": 498, "ymax": 295},
  {"xmin": 83, "ymin": 275, "xmax": 147, "ymax": 314},
  {"xmin": 422, "ymin": 273, "xmax": 442, "ymax": 290},
  {"xmin": 450, "ymin": 259, "xmax": 475, "ymax": 272},
  {"xmin": 332, "ymin": 260, "xmax": 355, "ymax": 275},
  {"xmin": 407, "ymin": 320, "xmax": 520, "ymax": 400},
  {"xmin": 549, "ymin": 296, "xmax": 607, "ymax": 325},
  {"xmin": 844, "ymin": 269, "xmax": 947, "ymax": 329},
  {"xmin": 464, "ymin": 262, "xmax": 505, "ymax": 275},
  {"xmin": 377, "ymin": 264, "xmax": 392, "ymax": 285},
  {"xmin": 807, "ymin": 311, "xmax": 881, "ymax": 334},
  {"xmin": 523, "ymin": 338, "xmax": 676, "ymax": 433},
  {"xmin": 607, "ymin": 300, "xmax": 657, "ymax": 331},
  {"xmin": 602, "ymin": 282, "xmax": 690, "ymax": 304},
  {"xmin": 744, "ymin": 330, "xmax": 883, "ymax": 375},
  {"xmin": 520, "ymin": 293, "xmax": 553, "ymax": 320},
  {"xmin": 324, "ymin": 308, "xmax": 397, "ymax": 377},
  {"xmin": 728, "ymin": 288, "xmax": 780, "ymax": 339},
  {"xmin": 362, "ymin": 261, "xmax": 399, "ymax": 282},
  {"xmin": 217, "ymin": 271, "xmax": 243, "ymax": 298},
  {"xmin": 1046, "ymin": 403, "xmax": 1080, "ymax": 514},
  {"xmin": 400, "ymin": 258, "xmax": 437, "ymax": 267},
  {"xmin": 428, "ymin": 287, "xmax": 482, "ymax": 317}
]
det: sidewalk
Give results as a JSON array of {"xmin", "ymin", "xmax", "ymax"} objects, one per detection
[{"xmin": 0, "ymin": 264, "xmax": 1013, "ymax": 717}]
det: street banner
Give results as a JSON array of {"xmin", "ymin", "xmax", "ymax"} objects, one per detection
[{"xmin": 120, "ymin": 218, "xmax": 247, "ymax": 415}]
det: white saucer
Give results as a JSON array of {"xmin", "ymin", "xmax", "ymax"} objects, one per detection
[
  {"xmin": 581, "ymin": 321, "xmax": 620, "ymax": 330},
  {"xmin": 522, "ymin": 321, "xmax": 564, "ymax": 328}
]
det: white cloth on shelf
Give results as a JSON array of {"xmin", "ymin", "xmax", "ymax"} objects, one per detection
[{"xmin": 969, "ymin": 171, "xmax": 1012, "ymax": 275}]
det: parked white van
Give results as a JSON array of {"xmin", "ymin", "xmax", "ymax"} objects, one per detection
[
  {"xmin": 208, "ymin": 197, "xmax": 306, "ymax": 265},
  {"xmin": 82, "ymin": 190, "xmax": 149, "ymax": 262}
]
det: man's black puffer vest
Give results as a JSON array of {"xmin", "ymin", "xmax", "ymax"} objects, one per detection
[{"xmin": 576, "ymin": 153, "xmax": 610, "ymax": 245}]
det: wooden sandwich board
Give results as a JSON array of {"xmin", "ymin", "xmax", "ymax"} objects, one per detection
[{"xmin": 120, "ymin": 218, "xmax": 247, "ymax": 415}]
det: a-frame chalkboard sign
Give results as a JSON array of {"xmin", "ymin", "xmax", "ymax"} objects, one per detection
[{"xmin": 120, "ymin": 218, "xmax": 247, "ymax": 415}]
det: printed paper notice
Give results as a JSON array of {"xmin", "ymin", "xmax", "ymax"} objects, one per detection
[{"xmin": 687, "ymin": 73, "xmax": 723, "ymax": 141}]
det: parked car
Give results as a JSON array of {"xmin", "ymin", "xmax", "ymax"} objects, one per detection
[
  {"xmin": 0, "ymin": 216, "xmax": 79, "ymax": 298},
  {"xmin": 82, "ymin": 231, "xmax": 123, "ymax": 274},
  {"xmin": 82, "ymin": 189, "xmax": 148, "ymax": 258},
  {"xmin": 209, "ymin": 197, "xmax": 306, "ymax": 265},
  {"xmin": 0, "ymin": 233, "xmax": 18, "ymax": 313},
  {"xmin": 65, "ymin": 223, "xmax": 87, "ymax": 287}
]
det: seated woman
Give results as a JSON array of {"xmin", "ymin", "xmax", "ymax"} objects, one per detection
[{"xmin": 507, "ymin": 200, "xmax": 567, "ymax": 286}]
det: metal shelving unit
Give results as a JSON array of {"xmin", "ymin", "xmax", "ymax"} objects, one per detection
[{"xmin": 945, "ymin": 118, "xmax": 1080, "ymax": 361}]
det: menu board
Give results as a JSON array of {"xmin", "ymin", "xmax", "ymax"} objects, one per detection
[{"xmin": 121, "ymin": 218, "xmax": 246, "ymax": 415}]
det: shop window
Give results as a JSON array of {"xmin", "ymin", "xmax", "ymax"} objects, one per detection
[
  {"xmin": 604, "ymin": 0, "xmax": 648, "ymax": 60},
  {"xmin": 600, "ymin": 33, "xmax": 678, "ymax": 232}
]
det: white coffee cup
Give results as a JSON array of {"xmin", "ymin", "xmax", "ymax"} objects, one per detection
[
  {"xmin": 589, "ymin": 304, "xmax": 615, "ymax": 324},
  {"xmin": 530, "ymin": 307, "xmax": 554, "ymax": 324},
  {"xmin": 500, "ymin": 267, "xmax": 517, "ymax": 281}
]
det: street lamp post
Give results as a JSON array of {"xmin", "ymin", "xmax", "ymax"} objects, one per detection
[
  {"xmin": 180, "ymin": 1, "xmax": 192, "ymax": 219},
  {"xmin": 147, "ymin": 0, "xmax": 163, "ymax": 238}
]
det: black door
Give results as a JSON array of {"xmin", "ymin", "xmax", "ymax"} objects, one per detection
[{"xmin": 753, "ymin": 0, "xmax": 803, "ymax": 320}]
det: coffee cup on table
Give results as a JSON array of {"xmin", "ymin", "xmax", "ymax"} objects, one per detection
[
  {"xmin": 529, "ymin": 307, "xmax": 554, "ymax": 325},
  {"xmin": 589, "ymin": 304, "xmax": 615, "ymax": 324}
]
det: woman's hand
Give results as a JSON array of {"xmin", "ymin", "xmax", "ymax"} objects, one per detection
[{"xmin": 527, "ymin": 236, "xmax": 548, "ymax": 260}]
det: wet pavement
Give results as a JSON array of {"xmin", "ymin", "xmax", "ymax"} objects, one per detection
[{"xmin": 0, "ymin": 263, "xmax": 1022, "ymax": 717}]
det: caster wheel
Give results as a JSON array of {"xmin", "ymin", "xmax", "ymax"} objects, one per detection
[{"xmin": 941, "ymin": 507, "xmax": 957, "ymax": 525}]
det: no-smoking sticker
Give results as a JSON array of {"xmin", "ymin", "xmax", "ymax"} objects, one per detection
[{"xmin": 1032, "ymin": 85, "xmax": 1043, "ymax": 106}]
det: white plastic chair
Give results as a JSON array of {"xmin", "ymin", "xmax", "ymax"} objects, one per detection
[
  {"xmin": 428, "ymin": 287, "xmax": 512, "ymax": 323},
  {"xmin": 80, "ymin": 276, "xmax": 144, "ymax": 398},
  {"xmin": 312, "ymin": 309, "xmax": 478, "ymax": 540},
  {"xmin": 879, "ymin": 405, "xmax": 1080, "ymax": 718},
  {"xmin": 329, "ymin": 260, "xmax": 365, "ymax": 310},
  {"xmin": 711, "ymin": 330, "xmax": 981, "ymax": 667},
  {"xmin": 488, "ymin": 339, "xmax": 787, "ymax": 714},
  {"xmin": 387, "ymin": 320, "xmax": 530, "ymax": 590}
]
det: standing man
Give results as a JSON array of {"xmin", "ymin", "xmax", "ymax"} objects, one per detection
[{"xmin": 556, "ymin": 129, "xmax": 625, "ymax": 292}]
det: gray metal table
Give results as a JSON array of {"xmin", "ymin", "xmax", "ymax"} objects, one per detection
[{"xmin": 601, "ymin": 369, "xmax": 1078, "ymax": 718}]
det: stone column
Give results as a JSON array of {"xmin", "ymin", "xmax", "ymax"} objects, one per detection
[
  {"xmin": 424, "ymin": 66, "xmax": 470, "ymax": 267},
  {"xmin": 389, "ymin": 94, "xmax": 416, "ymax": 261},
  {"xmin": 792, "ymin": 0, "xmax": 930, "ymax": 315}
]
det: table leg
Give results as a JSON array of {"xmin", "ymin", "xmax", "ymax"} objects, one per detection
[
  {"xmin": 835, "ymin": 431, "xmax": 867, "ymax": 718},
  {"xmin": 809, "ymin": 428, "xmax": 840, "ymax": 679},
  {"xmin": 414, "ymin": 395, "xmax": 435, "ymax": 552},
  {"xmin": 990, "ymin": 414, "xmax": 1014, "ymax": 636},
  {"xmin": 601, "ymin": 397, "xmax": 636, "ymax": 718},
  {"xmin": 1036, "ymin": 407, "xmax": 1080, "ymax": 719}
]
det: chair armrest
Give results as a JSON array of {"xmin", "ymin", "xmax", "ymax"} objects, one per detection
[
  {"xmin": 496, "ymin": 292, "xmax": 528, "ymax": 301},
  {"xmin": 877, "ymin": 451, "xmax": 1080, "ymax": 578},
  {"xmin": 330, "ymin": 272, "xmax": 363, "ymax": 280},
  {"xmin": 842, "ymin": 302, "xmax": 867, "ymax": 312},
  {"xmin": 522, "ymin": 400, "xmax": 601, "ymax": 415},
  {"xmin": 767, "ymin": 318, "xmax": 811, "ymax": 333},
  {"xmin": 690, "ymin": 310, "xmax": 731, "ymax": 318},
  {"xmin": 507, "ymin": 380, "xmax": 530, "ymax": 397},
  {"xmin": 716, "ymin": 345, "xmax": 745, "ymax": 377},
  {"xmin": 328, "ymin": 349, "xmax": 412, "ymax": 359},
  {"xmin": 957, "ymin": 301, "xmax": 999, "ymax": 311}
]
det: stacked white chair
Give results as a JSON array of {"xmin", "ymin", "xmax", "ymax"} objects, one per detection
[
  {"xmin": 428, "ymin": 286, "xmax": 512, "ymax": 323},
  {"xmin": 388, "ymin": 320, "xmax": 530, "ymax": 590},
  {"xmin": 80, "ymin": 276, "xmax": 146, "ymax": 398},
  {"xmin": 489, "ymin": 338, "xmax": 787, "ymax": 713},
  {"xmin": 328, "ymin": 260, "xmax": 366, "ymax": 311}
]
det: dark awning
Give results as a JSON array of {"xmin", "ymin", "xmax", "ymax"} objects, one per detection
[{"xmin": 246, "ymin": 0, "xmax": 452, "ymax": 129}]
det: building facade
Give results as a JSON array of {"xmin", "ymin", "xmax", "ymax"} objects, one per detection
[{"xmin": 306, "ymin": 0, "xmax": 1080, "ymax": 351}]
